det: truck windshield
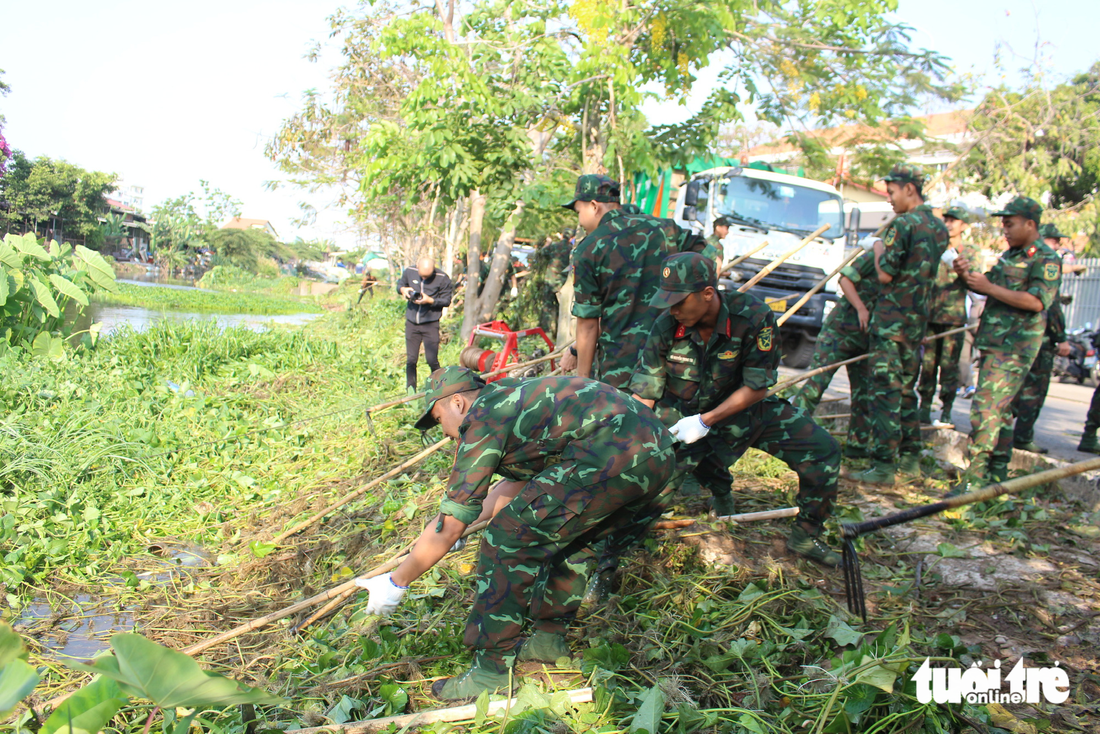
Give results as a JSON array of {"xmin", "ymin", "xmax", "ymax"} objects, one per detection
[{"xmin": 715, "ymin": 176, "xmax": 844, "ymax": 239}]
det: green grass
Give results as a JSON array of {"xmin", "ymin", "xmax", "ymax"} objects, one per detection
[{"xmin": 91, "ymin": 282, "xmax": 323, "ymax": 315}]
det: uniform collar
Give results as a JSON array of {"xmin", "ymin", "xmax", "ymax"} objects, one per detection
[{"xmin": 672, "ymin": 298, "xmax": 732, "ymax": 343}]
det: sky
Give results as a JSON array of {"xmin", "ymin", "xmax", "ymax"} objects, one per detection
[{"xmin": 3, "ymin": 0, "xmax": 1098, "ymax": 249}]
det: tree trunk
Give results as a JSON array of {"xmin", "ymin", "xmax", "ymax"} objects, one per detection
[
  {"xmin": 460, "ymin": 190, "xmax": 488, "ymax": 340},
  {"xmin": 556, "ymin": 278, "xmax": 575, "ymax": 344},
  {"xmin": 475, "ymin": 199, "xmax": 525, "ymax": 323}
]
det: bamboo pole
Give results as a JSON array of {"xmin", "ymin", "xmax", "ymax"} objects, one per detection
[
  {"xmin": 286, "ymin": 688, "xmax": 595, "ymax": 734},
  {"xmin": 776, "ymin": 248, "xmax": 862, "ymax": 327},
  {"xmin": 183, "ymin": 519, "xmax": 492, "ymax": 656},
  {"xmin": 737, "ymin": 223, "xmax": 830, "ymax": 293},
  {"xmin": 273, "ymin": 439, "xmax": 451, "ymax": 544},
  {"xmin": 767, "ymin": 355, "xmax": 870, "ymax": 397},
  {"xmin": 841, "ymin": 456, "xmax": 1100, "ymax": 540},
  {"xmin": 721, "ymin": 239, "xmax": 771, "ymax": 275},
  {"xmin": 716, "ymin": 506, "xmax": 799, "ymax": 523},
  {"xmin": 777, "ymin": 215, "xmax": 896, "ymax": 326}
]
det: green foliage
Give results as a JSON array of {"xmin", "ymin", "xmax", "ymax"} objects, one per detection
[
  {"xmin": 149, "ymin": 194, "xmax": 204, "ymax": 272},
  {"xmin": 197, "ymin": 264, "xmax": 300, "ymax": 294},
  {"xmin": 205, "ymin": 228, "xmax": 281, "ymax": 272},
  {"xmin": 0, "ymin": 232, "xmax": 117, "ymax": 357},
  {"xmin": 0, "ymin": 622, "xmax": 39, "ymax": 719},
  {"xmin": 93, "ymin": 282, "xmax": 319, "ymax": 315},
  {"xmin": 0, "ymin": 152, "xmax": 117, "ymax": 242}
]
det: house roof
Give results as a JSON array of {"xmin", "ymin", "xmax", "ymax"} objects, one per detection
[
  {"xmin": 222, "ymin": 217, "xmax": 279, "ymax": 238},
  {"xmin": 745, "ymin": 109, "xmax": 974, "ymax": 158}
]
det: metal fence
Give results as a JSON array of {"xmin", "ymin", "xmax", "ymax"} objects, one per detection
[{"xmin": 1061, "ymin": 258, "xmax": 1100, "ymax": 331}]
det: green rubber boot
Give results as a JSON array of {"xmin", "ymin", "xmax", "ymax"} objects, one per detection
[
  {"xmin": 678, "ymin": 473, "xmax": 702, "ymax": 496},
  {"xmin": 711, "ymin": 492, "xmax": 736, "ymax": 517},
  {"xmin": 847, "ymin": 462, "xmax": 896, "ymax": 487},
  {"xmin": 431, "ymin": 656, "xmax": 512, "ymax": 701},
  {"xmin": 987, "ymin": 460, "xmax": 1009, "ymax": 484},
  {"xmin": 918, "ymin": 406, "xmax": 932, "ymax": 425},
  {"xmin": 518, "ymin": 631, "xmax": 572, "ymax": 663},
  {"xmin": 1013, "ymin": 441, "xmax": 1048, "ymax": 455},
  {"xmin": 843, "ymin": 444, "xmax": 870, "ymax": 461},
  {"xmin": 897, "ymin": 453, "xmax": 921, "ymax": 480},
  {"xmin": 1078, "ymin": 432, "xmax": 1100, "ymax": 455},
  {"xmin": 786, "ymin": 524, "xmax": 841, "ymax": 567}
]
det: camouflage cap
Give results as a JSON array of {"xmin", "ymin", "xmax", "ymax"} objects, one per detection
[
  {"xmin": 650, "ymin": 252, "xmax": 718, "ymax": 308},
  {"xmin": 942, "ymin": 205, "xmax": 971, "ymax": 223},
  {"xmin": 990, "ymin": 196, "xmax": 1042, "ymax": 225},
  {"xmin": 414, "ymin": 367, "xmax": 486, "ymax": 430},
  {"xmin": 562, "ymin": 174, "xmax": 621, "ymax": 210},
  {"xmin": 1039, "ymin": 223, "xmax": 1066, "ymax": 239},
  {"xmin": 882, "ymin": 163, "xmax": 925, "ymax": 192}
]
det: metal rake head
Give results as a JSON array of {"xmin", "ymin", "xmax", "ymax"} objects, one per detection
[{"xmin": 842, "ymin": 537, "xmax": 867, "ymax": 623}]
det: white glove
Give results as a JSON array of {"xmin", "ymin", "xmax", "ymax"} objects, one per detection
[
  {"xmin": 354, "ymin": 572, "xmax": 408, "ymax": 616},
  {"xmin": 669, "ymin": 414, "xmax": 711, "ymax": 444},
  {"xmin": 858, "ymin": 235, "xmax": 881, "ymax": 252},
  {"xmin": 510, "ymin": 286, "xmax": 518, "ymax": 298},
  {"xmin": 941, "ymin": 247, "xmax": 959, "ymax": 267}
]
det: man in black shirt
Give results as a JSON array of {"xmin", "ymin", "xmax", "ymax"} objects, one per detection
[{"xmin": 397, "ymin": 257, "xmax": 453, "ymax": 391}]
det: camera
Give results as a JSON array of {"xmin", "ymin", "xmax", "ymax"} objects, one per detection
[{"xmin": 406, "ymin": 290, "xmax": 424, "ymax": 303}]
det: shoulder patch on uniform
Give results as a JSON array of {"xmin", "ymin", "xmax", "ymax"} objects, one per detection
[
  {"xmin": 1044, "ymin": 262, "xmax": 1060, "ymax": 280},
  {"xmin": 884, "ymin": 229, "xmax": 896, "ymax": 247},
  {"xmin": 718, "ymin": 350, "xmax": 738, "ymax": 360},
  {"xmin": 1026, "ymin": 245, "xmax": 1037, "ymax": 257},
  {"xmin": 757, "ymin": 326, "xmax": 773, "ymax": 352}
]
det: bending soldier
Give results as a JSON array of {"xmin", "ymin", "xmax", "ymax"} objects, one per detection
[
  {"xmin": 355, "ymin": 368, "xmax": 676, "ymax": 699},
  {"xmin": 630, "ymin": 253, "xmax": 841, "ymax": 567}
]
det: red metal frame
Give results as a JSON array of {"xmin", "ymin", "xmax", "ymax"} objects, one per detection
[{"xmin": 466, "ymin": 320, "xmax": 556, "ymax": 382}]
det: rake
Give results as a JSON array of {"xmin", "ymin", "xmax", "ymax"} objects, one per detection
[{"xmin": 840, "ymin": 456, "xmax": 1100, "ymax": 622}]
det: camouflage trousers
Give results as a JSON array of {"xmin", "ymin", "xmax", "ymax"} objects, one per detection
[
  {"xmin": 1011, "ymin": 344, "xmax": 1054, "ymax": 445},
  {"xmin": 790, "ymin": 322, "xmax": 871, "ymax": 452},
  {"xmin": 1085, "ymin": 381, "xmax": 1100, "ymax": 434},
  {"xmin": 917, "ymin": 322, "xmax": 964, "ymax": 414},
  {"xmin": 675, "ymin": 396, "xmax": 839, "ymax": 526},
  {"xmin": 467, "ymin": 446, "xmax": 676, "ymax": 670},
  {"xmin": 968, "ymin": 347, "xmax": 1037, "ymax": 478},
  {"xmin": 867, "ymin": 335, "xmax": 923, "ymax": 463}
]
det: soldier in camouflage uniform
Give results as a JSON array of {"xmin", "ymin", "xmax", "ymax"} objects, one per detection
[
  {"xmin": 1078, "ymin": 383, "xmax": 1100, "ymax": 454},
  {"xmin": 703, "ymin": 216, "xmax": 730, "ymax": 266},
  {"xmin": 790, "ymin": 251, "xmax": 879, "ymax": 460},
  {"xmin": 1011, "ymin": 223, "xmax": 1071, "ymax": 454},
  {"xmin": 849, "ymin": 164, "xmax": 949, "ymax": 486},
  {"xmin": 917, "ymin": 206, "xmax": 979, "ymax": 427},
  {"xmin": 563, "ymin": 174, "xmax": 708, "ymax": 389},
  {"xmin": 355, "ymin": 367, "xmax": 676, "ymax": 700},
  {"xmin": 952, "ymin": 197, "xmax": 1062, "ymax": 488},
  {"xmin": 630, "ymin": 253, "xmax": 841, "ymax": 566}
]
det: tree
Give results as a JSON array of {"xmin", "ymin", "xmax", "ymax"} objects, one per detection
[
  {"xmin": 0, "ymin": 152, "xmax": 116, "ymax": 245},
  {"xmin": 149, "ymin": 194, "xmax": 203, "ymax": 274},
  {"xmin": 961, "ymin": 61, "xmax": 1100, "ymax": 251}
]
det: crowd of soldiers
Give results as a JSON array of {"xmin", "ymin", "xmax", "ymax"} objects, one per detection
[{"xmin": 356, "ymin": 166, "xmax": 1080, "ymax": 701}]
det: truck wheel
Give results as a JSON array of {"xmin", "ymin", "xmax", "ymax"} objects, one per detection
[{"xmin": 782, "ymin": 332, "xmax": 816, "ymax": 369}]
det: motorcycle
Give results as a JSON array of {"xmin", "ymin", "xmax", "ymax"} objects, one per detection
[{"xmin": 1054, "ymin": 324, "xmax": 1100, "ymax": 386}]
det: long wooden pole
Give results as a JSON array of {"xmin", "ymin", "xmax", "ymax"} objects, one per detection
[
  {"xmin": 721, "ymin": 238, "xmax": 771, "ymax": 275},
  {"xmin": 273, "ymin": 439, "xmax": 451, "ymax": 544},
  {"xmin": 777, "ymin": 216, "xmax": 895, "ymax": 326},
  {"xmin": 737, "ymin": 224, "xmax": 830, "ymax": 293},
  {"xmin": 286, "ymin": 688, "xmax": 595, "ymax": 734},
  {"xmin": 183, "ymin": 519, "xmax": 492, "ymax": 656}
]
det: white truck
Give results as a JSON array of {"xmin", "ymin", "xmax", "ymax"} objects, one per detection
[{"xmin": 672, "ymin": 164, "xmax": 861, "ymax": 367}]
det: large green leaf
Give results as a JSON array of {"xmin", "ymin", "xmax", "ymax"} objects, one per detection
[
  {"xmin": 0, "ymin": 238, "xmax": 22, "ymax": 268},
  {"xmin": 0, "ymin": 265, "xmax": 8, "ymax": 307},
  {"xmin": 68, "ymin": 634, "xmax": 285, "ymax": 708},
  {"xmin": 73, "ymin": 246, "xmax": 118, "ymax": 293},
  {"xmin": 0, "ymin": 622, "xmax": 40, "ymax": 719},
  {"xmin": 49, "ymin": 274, "xmax": 90, "ymax": 307},
  {"xmin": 30, "ymin": 332, "xmax": 66, "ymax": 362},
  {"xmin": 628, "ymin": 684, "xmax": 665, "ymax": 734},
  {"xmin": 29, "ymin": 276, "xmax": 61, "ymax": 318},
  {"xmin": 41, "ymin": 675, "xmax": 126, "ymax": 734},
  {"xmin": 12, "ymin": 232, "xmax": 51, "ymax": 261}
]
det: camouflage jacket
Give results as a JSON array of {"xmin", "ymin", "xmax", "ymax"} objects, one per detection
[
  {"xmin": 976, "ymin": 240, "xmax": 1062, "ymax": 354},
  {"xmin": 537, "ymin": 238, "xmax": 573, "ymax": 291},
  {"xmin": 928, "ymin": 239, "xmax": 981, "ymax": 325},
  {"xmin": 573, "ymin": 206, "xmax": 708, "ymax": 389},
  {"xmin": 703, "ymin": 234, "xmax": 723, "ymax": 264},
  {"xmin": 871, "ymin": 204, "xmax": 949, "ymax": 344},
  {"xmin": 629, "ymin": 290, "xmax": 779, "ymax": 425},
  {"xmin": 1045, "ymin": 297, "xmax": 1066, "ymax": 349},
  {"xmin": 438, "ymin": 376, "xmax": 674, "ymax": 524},
  {"xmin": 826, "ymin": 252, "xmax": 881, "ymax": 334}
]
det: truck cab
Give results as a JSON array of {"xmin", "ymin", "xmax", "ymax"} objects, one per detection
[{"xmin": 672, "ymin": 165, "xmax": 858, "ymax": 368}]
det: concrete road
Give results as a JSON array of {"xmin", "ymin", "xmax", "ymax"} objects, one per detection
[{"xmin": 779, "ymin": 363, "xmax": 1100, "ymax": 464}]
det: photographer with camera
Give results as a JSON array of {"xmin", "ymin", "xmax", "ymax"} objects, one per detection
[{"xmin": 398, "ymin": 257, "xmax": 453, "ymax": 393}]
